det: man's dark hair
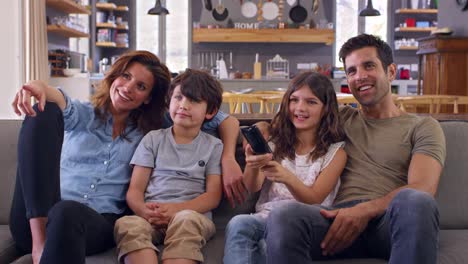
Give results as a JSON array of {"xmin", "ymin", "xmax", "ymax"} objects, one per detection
[
  {"xmin": 339, "ymin": 34, "xmax": 394, "ymax": 71},
  {"xmin": 169, "ymin": 69, "xmax": 223, "ymax": 116}
]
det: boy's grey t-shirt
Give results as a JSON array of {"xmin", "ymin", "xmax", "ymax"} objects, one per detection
[{"xmin": 130, "ymin": 127, "xmax": 223, "ymax": 219}]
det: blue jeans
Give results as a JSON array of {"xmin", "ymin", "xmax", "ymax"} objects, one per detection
[
  {"xmin": 266, "ymin": 189, "xmax": 439, "ymax": 264},
  {"xmin": 224, "ymin": 214, "xmax": 267, "ymax": 264}
]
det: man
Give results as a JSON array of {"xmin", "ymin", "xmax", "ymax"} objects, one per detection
[{"xmin": 265, "ymin": 34, "xmax": 446, "ymax": 264}]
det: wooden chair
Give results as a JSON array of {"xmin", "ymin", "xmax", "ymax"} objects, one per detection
[
  {"xmin": 395, "ymin": 95, "xmax": 459, "ymax": 114},
  {"xmin": 336, "ymin": 94, "xmax": 360, "ymax": 108},
  {"xmin": 251, "ymin": 91, "xmax": 285, "ymax": 113}
]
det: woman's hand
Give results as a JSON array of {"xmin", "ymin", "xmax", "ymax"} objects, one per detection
[
  {"xmin": 12, "ymin": 80, "xmax": 48, "ymax": 116},
  {"xmin": 245, "ymin": 144, "xmax": 273, "ymax": 169}
]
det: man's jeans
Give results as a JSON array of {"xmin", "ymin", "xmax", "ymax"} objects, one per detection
[
  {"xmin": 224, "ymin": 214, "xmax": 267, "ymax": 264},
  {"xmin": 266, "ymin": 189, "xmax": 439, "ymax": 264}
]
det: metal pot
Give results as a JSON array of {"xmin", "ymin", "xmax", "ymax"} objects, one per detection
[
  {"xmin": 289, "ymin": 0, "xmax": 307, "ymax": 23},
  {"xmin": 212, "ymin": 0, "xmax": 229, "ymax": 21}
]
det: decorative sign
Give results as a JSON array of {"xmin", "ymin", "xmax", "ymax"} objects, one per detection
[{"xmin": 234, "ymin": 22, "xmax": 260, "ymax": 29}]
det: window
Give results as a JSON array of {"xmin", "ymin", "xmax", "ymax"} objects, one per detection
[
  {"xmin": 334, "ymin": 0, "xmax": 359, "ymax": 67},
  {"xmin": 136, "ymin": 0, "xmax": 188, "ymax": 73},
  {"xmin": 334, "ymin": 0, "xmax": 388, "ymax": 67}
]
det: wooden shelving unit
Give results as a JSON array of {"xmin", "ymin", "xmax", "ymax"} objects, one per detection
[
  {"xmin": 96, "ymin": 2, "xmax": 117, "ymax": 11},
  {"xmin": 96, "ymin": 41, "xmax": 117, "ymax": 47},
  {"xmin": 395, "ymin": 27, "xmax": 436, "ymax": 32},
  {"xmin": 96, "ymin": 42, "xmax": 128, "ymax": 48},
  {"xmin": 46, "ymin": 0, "xmax": 90, "ymax": 14},
  {"xmin": 192, "ymin": 28, "xmax": 334, "ymax": 45},
  {"xmin": 116, "ymin": 24, "xmax": 129, "ymax": 30},
  {"xmin": 116, "ymin": 5, "xmax": 129, "ymax": 11},
  {"xmin": 395, "ymin": 46, "xmax": 418, "ymax": 50},
  {"xmin": 395, "ymin": 8, "xmax": 438, "ymax": 14},
  {"xmin": 47, "ymin": 24, "xmax": 89, "ymax": 38},
  {"xmin": 96, "ymin": 22, "xmax": 117, "ymax": 28}
]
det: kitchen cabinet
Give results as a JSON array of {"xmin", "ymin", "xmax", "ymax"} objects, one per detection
[
  {"xmin": 193, "ymin": 28, "xmax": 334, "ymax": 45},
  {"xmin": 417, "ymin": 36, "xmax": 468, "ymax": 111},
  {"xmin": 393, "ymin": 8, "xmax": 437, "ymax": 51}
]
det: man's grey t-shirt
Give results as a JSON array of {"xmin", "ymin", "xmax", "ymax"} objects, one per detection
[{"xmin": 130, "ymin": 127, "xmax": 223, "ymax": 218}]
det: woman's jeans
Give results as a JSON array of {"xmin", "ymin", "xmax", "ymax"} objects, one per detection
[
  {"xmin": 9, "ymin": 102, "xmax": 119, "ymax": 264},
  {"xmin": 224, "ymin": 214, "xmax": 267, "ymax": 264},
  {"xmin": 266, "ymin": 189, "xmax": 439, "ymax": 264}
]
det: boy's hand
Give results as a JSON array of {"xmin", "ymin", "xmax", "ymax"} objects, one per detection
[
  {"xmin": 135, "ymin": 202, "xmax": 160, "ymax": 222},
  {"xmin": 153, "ymin": 202, "xmax": 183, "ymax": 220}
]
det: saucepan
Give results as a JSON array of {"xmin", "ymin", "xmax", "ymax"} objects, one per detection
[
  {"xmin": 289, "ymin": 0, "xmax": 307, "ymax": 23},
  {"xmin": 212, "ymin": 0, "xmax": 229, "ymax": 21}
]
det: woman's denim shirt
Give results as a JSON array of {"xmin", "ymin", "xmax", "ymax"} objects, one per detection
[{"xmin": 59, "ymin": 93, "xmax": 227, "ymax": 214}]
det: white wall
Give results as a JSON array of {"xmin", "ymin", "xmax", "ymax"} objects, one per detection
[{"xmin": 0, "ymin": 0, "xmax": 21, "ymax": 119}]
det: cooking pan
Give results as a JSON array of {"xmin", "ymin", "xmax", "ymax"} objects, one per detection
[
  {"xmin": 240, "ymin": 0, "xmax": 257, "ymax": 18},
  {"xmin": 289, "ymin": 0, "xmax": 307, "ymax": 23},
  {"xmin": 204, "ymin": 0, "xmax": 213, "ymax": 11},
  {"xmin": 212, "ymin": 0, "xmax": 229, "ymax": 21},
  {"xmin": 262, "ymin": 0, "xmax": 279, "ymax": 20}
]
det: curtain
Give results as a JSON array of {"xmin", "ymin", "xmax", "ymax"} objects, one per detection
[{"xmin": 23, "ymin": 0, "xmax": 48, "ymax": 82}]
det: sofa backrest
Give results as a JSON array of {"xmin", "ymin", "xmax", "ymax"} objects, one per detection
[
  {"xmin": 436, "ymin": 121, "xmax": 468, "ymax": 229},
  {"xmin": 1, "ymin": 119, "xmax": 467, "ymax": 230},
  {"xmin": 0, "ymin": 120, "xmax": 21, "ymax": 224}
]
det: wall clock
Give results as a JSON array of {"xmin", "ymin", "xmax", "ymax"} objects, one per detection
[{"xmin": 457, "ymin": 0, "xmax": 468, "ymax": 11}]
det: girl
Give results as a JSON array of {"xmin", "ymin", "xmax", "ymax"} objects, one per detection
[
  {"xmin": 223, "ymin": 71, "xmax": 347, "ymax": 264},
  {"xmin": 10, "ymin": 50, "xmax": 240, "ymax": 264}
]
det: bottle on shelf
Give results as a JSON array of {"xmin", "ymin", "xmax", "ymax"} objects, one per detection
[{"xmin": 254, "ymin": 53, "xmax": 262, "ymax": 80}]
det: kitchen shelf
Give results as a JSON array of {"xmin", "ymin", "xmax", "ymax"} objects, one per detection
[
  {"xmin": 95, "ymin": 42, "xmax": 128, "ymax": 48},
  {"xmin": 116, "ymin": 6, "xmax": 129, "ymax": 12},
  {"xmin": 46, "ymin": 0, "xmax": 90, "ymax": 14},
  {"xmin": 96, "ymin": 2, "xmax": 117, "ymax": 11},
  {"xmin": 395, "ymin": 46, "xmax": 419, "ymax": 50},
  {"xmin": 47, "ymin": 24, "xmax": 89, "ymax": 38},
  {"xmin": 116, "ymin": 24, "xmax": 129, "ymax": 30},
  {"xmin": 192, "ymin": 28, "xmax": 334, "ymax": 44},
  {"xmin": 96, "ymin": 41, "xmax": 116, "ymax": 47},
  {"xmin": 96, "ymin": 22, "xmax": 117, "ymax": 28},
  {"xmin": 395, "ymin": 8, "xmax": 438, "ymax": 14},
  {"xmin": 395, "ymin": 27, "xmax": 436, "ymax": 32}
]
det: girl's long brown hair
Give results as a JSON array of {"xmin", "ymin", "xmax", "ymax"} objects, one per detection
[
  {"xmin": 270, "ymin": 71, "xmax": 344, "ymax": 162},
  {"xmin": 91, "ymin": 50, "xmax": 171, "ymax": 136}
]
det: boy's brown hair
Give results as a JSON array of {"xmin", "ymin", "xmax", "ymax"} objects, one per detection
[{"xmin": 169, "ymin": 69, "xmax": 223, "ymax": 117}]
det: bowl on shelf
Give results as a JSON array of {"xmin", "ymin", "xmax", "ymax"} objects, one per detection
[{"xmin": 63, "ymin": 68, "xmax": 81, "ymax": 77}]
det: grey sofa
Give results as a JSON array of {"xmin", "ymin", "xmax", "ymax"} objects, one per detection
[{"xmin": 1, "ymin": 119, "xmax": 468, "ymax": 264}]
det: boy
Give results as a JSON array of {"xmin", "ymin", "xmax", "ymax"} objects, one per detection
[{"xmin": 114, "ymin": 69, "xmax": 224, "ymax": 264}]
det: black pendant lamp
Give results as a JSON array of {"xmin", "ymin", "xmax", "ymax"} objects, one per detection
[
  {"xmin": 359, "ymin": 0, "xmax": 380, "ymax": 16},
  {"xmin": 148, "ymin": 0, "xmax": 169, "ymax": 15}
]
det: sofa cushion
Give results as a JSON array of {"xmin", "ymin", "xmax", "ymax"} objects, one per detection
[
  {"xmin": 436, "ymin": 121, "xmax": 468, "ymax": 229},
  {"xmin": 0, "ymin": 120, "xmax": 21, "ymax": 225},
  {"xmin": 438, "ymin": 229, "xmax": 468, "ymax": 264},
  {"xmin": 0, "ymin": 225, "xmax": 21, "ymax": 264}
]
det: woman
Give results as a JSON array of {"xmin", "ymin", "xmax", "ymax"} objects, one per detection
[{"xmin": 10, "ymin": 50, "xmax": 240, "ymax": 264}]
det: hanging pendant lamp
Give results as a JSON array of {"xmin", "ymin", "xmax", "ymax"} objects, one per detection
[
  {"xmin": 359, "ymin": 0, "xmax": 380, "ymax": 16},
  {"xmin": 148, "ymin": 0, "xmax": 169, "ymax": 15}
]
